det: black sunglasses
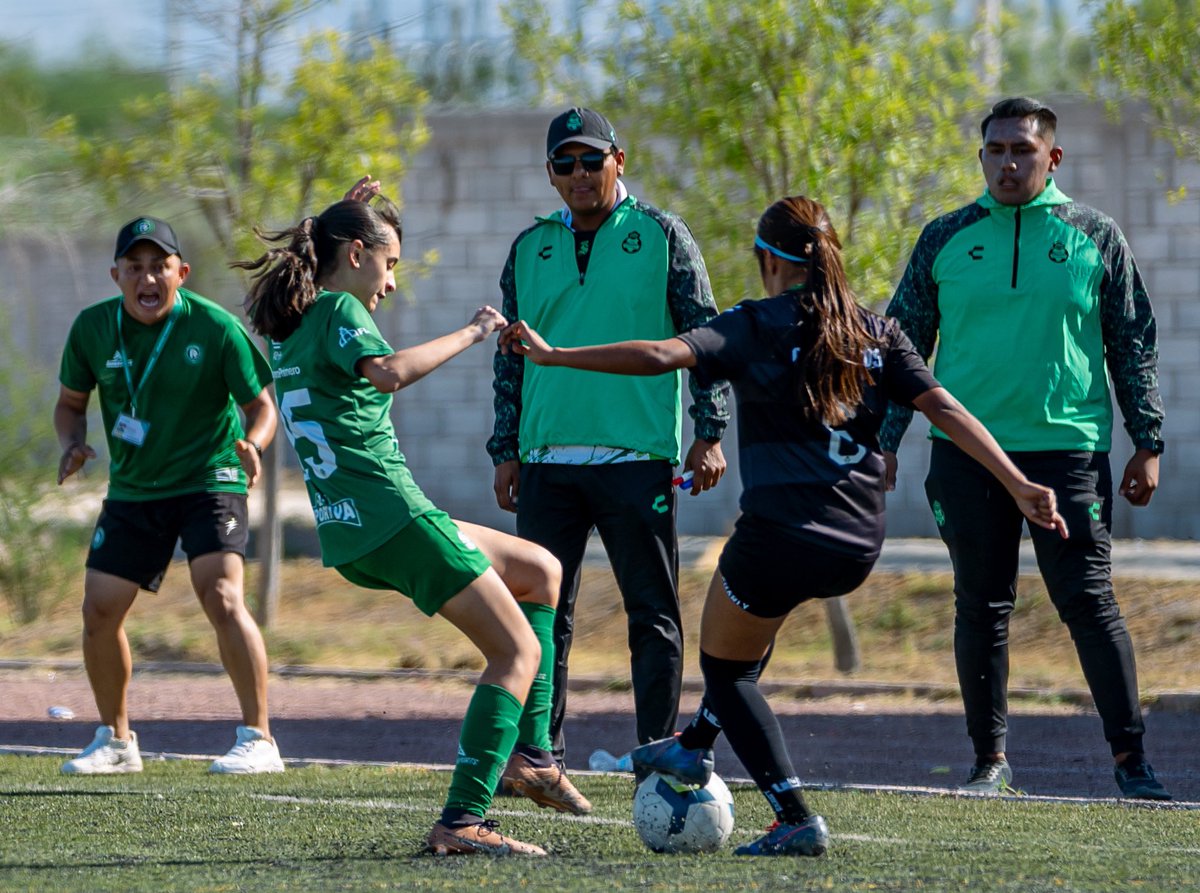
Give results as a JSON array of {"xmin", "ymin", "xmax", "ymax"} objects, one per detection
[{"xmin": 548, "ymin": 149, "xmax": 612, "ymax": 176}]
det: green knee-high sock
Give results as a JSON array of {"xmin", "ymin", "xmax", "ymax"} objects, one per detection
[
  {"xmin": 516, "ymin": 602, "xmax": 556, "ymax": 751},
  {"xmin": 443, "ymin": 683, "xmax": 523, "ymax": 817}
]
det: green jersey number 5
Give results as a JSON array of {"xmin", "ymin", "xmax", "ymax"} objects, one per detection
[{"xmin": 279, "ymin": 388, "xmax": 337, "ymax": 480}]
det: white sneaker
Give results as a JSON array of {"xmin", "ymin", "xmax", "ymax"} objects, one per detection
[
  {"xmin": 62, "ymin": 725, "xmax": 144, "ymax": 775},
  {"xmin": 209, "ymin": 725, "xmax": 284, "ymax": 774}
]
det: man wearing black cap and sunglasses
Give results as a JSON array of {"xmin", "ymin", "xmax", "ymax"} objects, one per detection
[
  {"xmin": 488, "ymin": 107, "xmax": 731, "ymax": 793},
  {"xmin": 55, "ymin": 216, "xmax": 283, "ymax": 777}
]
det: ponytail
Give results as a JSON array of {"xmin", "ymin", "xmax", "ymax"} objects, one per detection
[
  {"xmin": 236, "ymin": 217, "xmax": 320, "ymax": 341},
  {"xmin": 755, "ymin": 196, "xmax": 875, "ymax": 428}
]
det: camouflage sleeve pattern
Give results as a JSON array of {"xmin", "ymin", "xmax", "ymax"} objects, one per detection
[
  {"xmin": 645, "ymin": 202, "xmax": 730, "ymax": 442},
  {"xmin": 879, "ymin": 209, "xmax": 970, "ymax": 452},
  {"xmin": 486, "ymin": 235, "xmax": 528, "ymax": 465},
  {"xmin": 1054, "ymin": 203, "xmax": 1164, "ymax": 448}
]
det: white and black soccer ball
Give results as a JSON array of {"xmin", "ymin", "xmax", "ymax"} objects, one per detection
[{"xmin": 632, "ymin": 771, "xmax": 735, "ymax": 854}]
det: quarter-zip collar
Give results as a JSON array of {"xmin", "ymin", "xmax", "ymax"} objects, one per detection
[
  {"xmin": 977, "ymin": 178, "xmax": 1072, "ymax": 288},
  {"xmin": 977, "ymin": 177, "xmax": 1071, "ymax": 212}
]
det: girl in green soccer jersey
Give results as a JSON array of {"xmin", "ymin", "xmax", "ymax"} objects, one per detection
[{"xmin": 236, "ymin": 196, "xmax": 589, "ymax": 856}]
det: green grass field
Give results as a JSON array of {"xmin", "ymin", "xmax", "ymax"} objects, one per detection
[{"xmin": 1, "ymin": 755, "xmax": 1195, "ymax": 892}]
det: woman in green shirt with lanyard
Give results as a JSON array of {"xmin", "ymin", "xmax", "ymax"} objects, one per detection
[{"xmin": 237, "ymin": 192, "xmax": 587, "ymax": 857}]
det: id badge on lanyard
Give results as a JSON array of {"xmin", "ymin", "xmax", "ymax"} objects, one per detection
[
  {"xmin": 112, "ymin": 413, "xmax": 151, "ymax": 446},
  {"xmin": 114, "ymin": 302, "xmax": 179, "ymax": 449}
]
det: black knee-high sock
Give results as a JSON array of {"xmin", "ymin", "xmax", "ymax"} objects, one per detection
[
  {"xmin": 679, "ymin": 641, "xmax": 775, "ymax": 751},
  {"xmin": 699, "ymin": 649, "xmax": 811, "ymax": 824}
]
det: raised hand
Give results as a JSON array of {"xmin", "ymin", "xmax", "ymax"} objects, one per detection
[
  {"xmin": 343, "ymin": 176, "xmax": 382, "ymax": 203},
  {"xmin": 499, "ymin": 320, "xmax": 553, "ymax": 363},
  {"xmin": 468, "ymin": 305, "xmax": 508, "ymax": 341}
]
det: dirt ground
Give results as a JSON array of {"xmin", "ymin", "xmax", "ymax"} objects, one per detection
[{"xmin": 3, "ymin": 667, "xmax": 1197, "ymax": 804}]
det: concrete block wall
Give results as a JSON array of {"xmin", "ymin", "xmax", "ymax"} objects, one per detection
[{"xmin": 5, "ymin": 98, "xmax": 1197, "ymax": 540}]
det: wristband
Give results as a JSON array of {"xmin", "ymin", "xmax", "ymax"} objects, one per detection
[{"xmin": 248, "ymin": 440, "xmax": 263, "ymax": 458}]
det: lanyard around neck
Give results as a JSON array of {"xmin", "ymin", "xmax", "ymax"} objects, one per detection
[{"xmin": 116, "ymin": 298, "xmax": 181, "ymax": 418}]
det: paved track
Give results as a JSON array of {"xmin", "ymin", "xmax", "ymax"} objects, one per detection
[{"xmin": 3, "ymin": 671, "xmax": 1196, "ymax": 805}]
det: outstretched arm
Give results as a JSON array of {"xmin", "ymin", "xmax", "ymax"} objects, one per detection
[
  {"xmin": 913, "ymin": 387, "xmax": 1068, "ymax": 538},
  {"xmin": 499, "ymin": 320, "xmax": 695, "ymax": 375},
  {"xmin": 360, "ymin": 306, "xmax": 506, "ymax": 393}
]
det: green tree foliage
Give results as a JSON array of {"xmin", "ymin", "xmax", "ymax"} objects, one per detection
[
  {"xmin": 508, "ymin": 0, "xmax": 986, "ymax": 307},
  {"xmin": 0, "ymin": 310, "xmax": 85, "ymax": 624},
  {"xmin": 0, "ymin": 43, "xmax": 169, "ymax": 138},
  {"xmin": 58, "ymin": 29, "xmax": 430, "ymax": 264},
  {"xmin": 995, "ymin": 0, "xmax": 1095, "ymax": 94},
  {"xmin": 1092, "ymin": 0, "xmax": 1200, "ymax": 166}
]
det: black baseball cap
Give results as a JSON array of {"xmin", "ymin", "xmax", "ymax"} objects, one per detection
[
  {"xmin": 546, "ymin": 107, "xmax": 619, "ymax": 157},
  {"xmin": 114, "ymin": 216, "xmax": 182, "ymax": 260}
]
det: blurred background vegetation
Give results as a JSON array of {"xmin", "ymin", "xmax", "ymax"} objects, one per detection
[{"xmin": 0, "ymin": 0, "xmax": 1195, "ymax": 626}]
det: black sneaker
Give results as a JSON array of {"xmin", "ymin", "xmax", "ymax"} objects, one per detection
[
  {"xmin": 959, "ymin": 758, "xmax": 1012, "ymax": 793},
  {"xmin": 1114, "ymin": 755, "xmax": 1172, "ymax": 801},
  {"xmin": 630, "ymin": 736, "xmax": 714, "ymax": 787},
  {"xmin": 734, "ymin": 815, "xmax": 829, "ymax": 857}
]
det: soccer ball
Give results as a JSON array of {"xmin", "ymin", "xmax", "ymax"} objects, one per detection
[{"xmin": 632, "ymin": 771, "xmax": 735, "ymax": 854}]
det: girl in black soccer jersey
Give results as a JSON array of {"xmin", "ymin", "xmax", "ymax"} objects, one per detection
[
  {"xmin": 500, "ymin": 195, "xmax": 1067, "ymax": 857},
  {"xmin": 236, "ymin": 186, "xmax": 590, "ymax": 857}
]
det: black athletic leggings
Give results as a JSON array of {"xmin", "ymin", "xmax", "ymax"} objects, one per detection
[{"xmin": 924, "ymin": 439, "xmax": 1145, "ymax": 758}]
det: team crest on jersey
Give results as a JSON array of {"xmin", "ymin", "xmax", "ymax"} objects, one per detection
[
  {"xmin": 106, "ymin": 351, "xmax": 127, "ymax": 369},
  {"xmin": 621, "ymin": 232, "xmax": 642, "ymax": 254},
  {"xmin": 313, "ymin": 495, "xmax": 363, "ymax": 528},
  {"xmin": 184, "ymin": 344, "xmax": 203, "ymax": 364},
  {"xmin": 338, "ymin": 326, "xmax": 370, "ymax": 347},
  {"xmin": 1048, "ymin": 241, "xmax": 1069, "ymax": 263}
]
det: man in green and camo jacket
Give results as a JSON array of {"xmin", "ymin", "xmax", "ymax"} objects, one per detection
[
  {"xmin": 489, "ymin": 107, "xmax": 730, "ymax": 773},
  {"xmin": 881, "ymin": 97, "xmax": 1169, "ymax": 801}
]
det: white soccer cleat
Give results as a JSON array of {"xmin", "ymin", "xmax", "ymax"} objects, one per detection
[
  {"xmin": 62, "ymin": 725, "xmax": 144, "ymax": 775},
  {"xmin": 209, "ymin": 725, "xmax": 285, "ymax": 774}
]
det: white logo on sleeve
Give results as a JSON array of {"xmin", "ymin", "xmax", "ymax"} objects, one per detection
[{"xmin": 338, "ymin": 326, "xmax": 370, "ymax": 347}]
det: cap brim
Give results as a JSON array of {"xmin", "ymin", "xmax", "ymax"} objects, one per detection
[
  {"xmin": 115, "ymin": 237, "xmax": 180, "ymax": 260},
  {"xmin": 548, "ymin": 136, "xmax": 616, "ymax": 155}
]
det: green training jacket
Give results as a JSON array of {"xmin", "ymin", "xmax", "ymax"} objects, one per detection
[
  {"xmin": 488, "ymin": 194, "xmax": 729, "ymax": 466},
  {"xmin": 880, "ymin": 179, "xmax": 1163, "ymax": 454}
]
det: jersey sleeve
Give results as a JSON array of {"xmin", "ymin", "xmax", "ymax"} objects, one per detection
[
  {"xmin": 222, "ymin": 320, "xmax": 275, "ymax": 405},
  {"xmin": 59, "ymin": 312, "xmax": 98, "ymax": 393},
  {"xmin": 677, "ymin": 304, "xmax": 754, "ymax": 389},
  {"xmin": 880, "ymin": 319, "xmax": 940, "ymax": 409},
  {"xmin": 325, "ymin": 293, "xmax": 395, "ymax": 378}
]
